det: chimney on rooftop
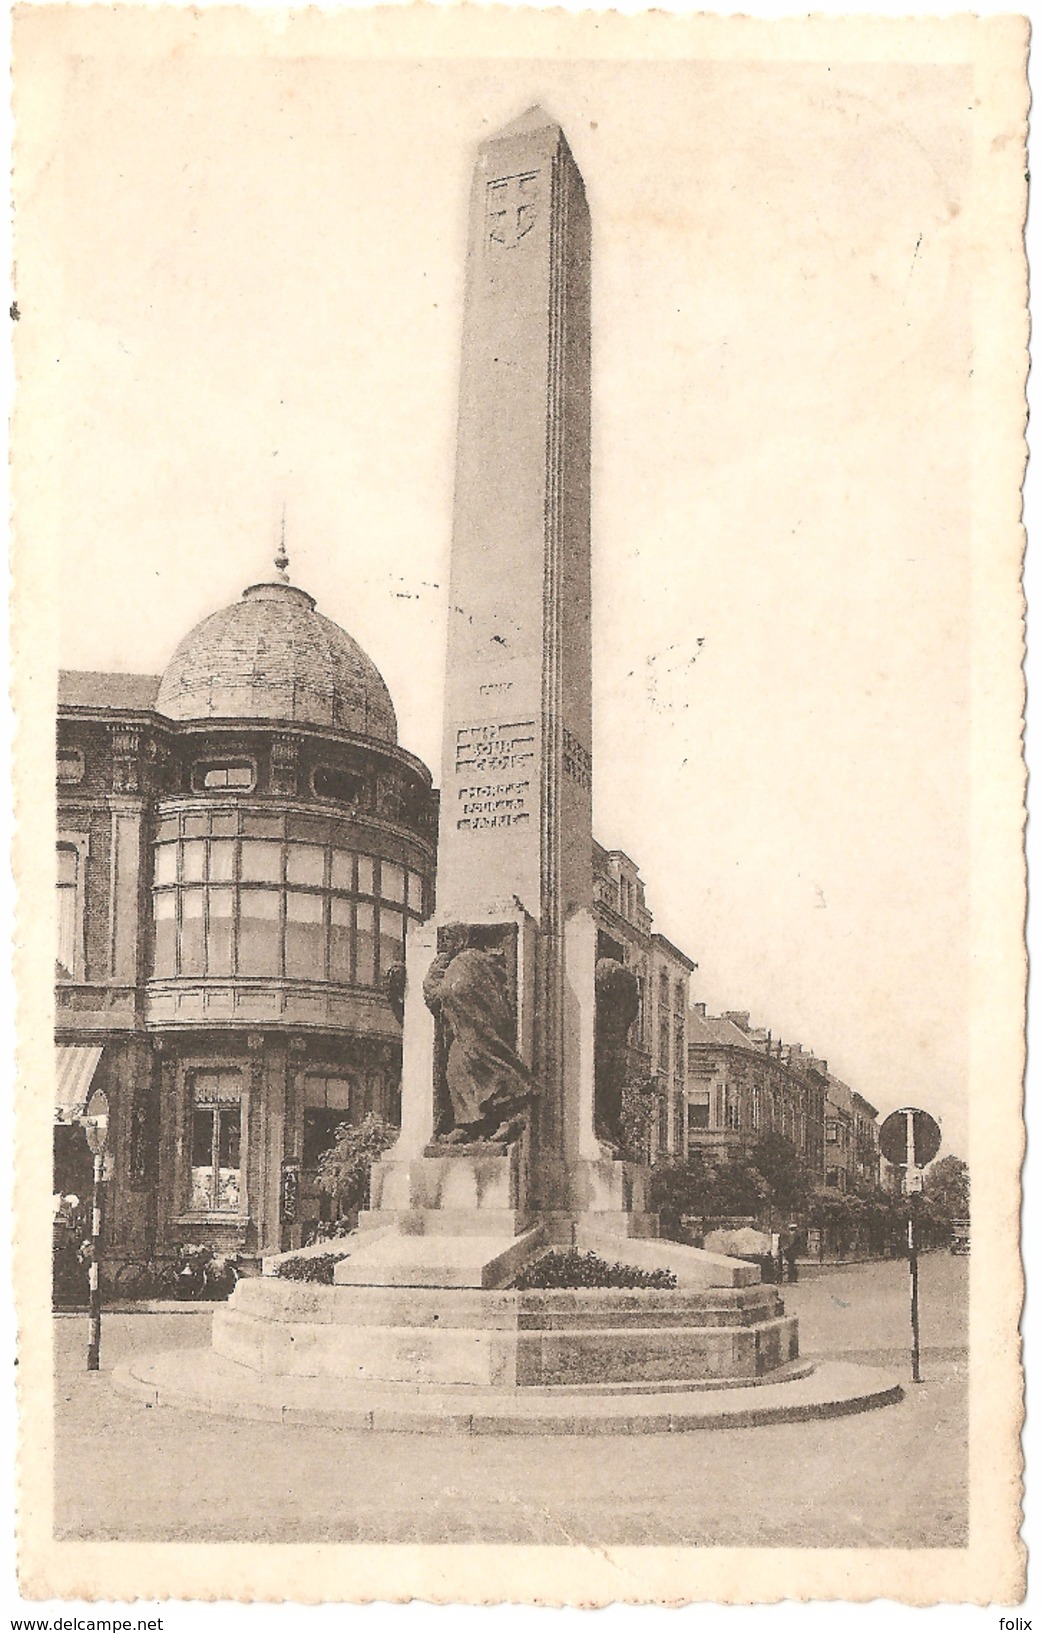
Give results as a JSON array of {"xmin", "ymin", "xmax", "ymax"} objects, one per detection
[
  {"xmin": 692, "ymin": 1002, "xmax": 706, "ymax": 1017},
  {"xmin": 723, "ymin": 1011, "xmax": 751, "ymax": 1032}
]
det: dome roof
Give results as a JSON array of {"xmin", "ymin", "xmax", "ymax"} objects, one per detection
[{"xmin": 155, "ymin": 581, "xmax": 397, "ymax": 741}]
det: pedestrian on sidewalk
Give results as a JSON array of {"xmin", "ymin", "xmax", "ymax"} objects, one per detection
[{"xmin": 783, "ymin": 1231, "xmax": 800, "ymax": 1284}]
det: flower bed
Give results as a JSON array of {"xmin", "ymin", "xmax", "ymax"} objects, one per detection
[
  {"xmin": 514, "ymin": 1249, "xmax": 677, "ymax": 1291},
  {"xmin": 273, "ymin": 1252, "xmax": 346, "ymax": 1284}
]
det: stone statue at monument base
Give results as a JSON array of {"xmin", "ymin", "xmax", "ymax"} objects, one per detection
[{"xmin": 422, "ymin": 922, "xmax": 537, "ymax": 1146}]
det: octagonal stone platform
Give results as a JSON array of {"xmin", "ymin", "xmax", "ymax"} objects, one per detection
[{"xmin": 209, "ymin": 1276, "xmax": 799, "ymax": 1391}]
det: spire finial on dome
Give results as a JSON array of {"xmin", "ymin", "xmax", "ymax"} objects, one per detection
[{"xmin": 274, "ymin": 505, "xmax": 290, "ymax": 584}]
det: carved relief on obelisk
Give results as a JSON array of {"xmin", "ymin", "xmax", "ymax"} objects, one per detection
[{"xmin": 486, "ymin": 170, "xmax": 540, "ymax": 250}]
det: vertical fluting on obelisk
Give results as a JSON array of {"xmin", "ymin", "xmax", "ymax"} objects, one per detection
[{"xmin": 436, "ymin": 108, "xmax": 597, "ymax": 1206}]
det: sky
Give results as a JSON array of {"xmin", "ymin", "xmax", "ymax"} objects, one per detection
[{"xmin": 34, "ymin": 37, "xmax": 974, "ymax": 1154}]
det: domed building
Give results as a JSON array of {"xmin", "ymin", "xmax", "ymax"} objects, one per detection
[{"xmin": 54, "ymin": 558, "xmax": 437, "ymax": 1274}]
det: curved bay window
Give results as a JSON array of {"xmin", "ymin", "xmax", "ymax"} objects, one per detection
[
  {"xmin": 150, "ymin": 814, "xmax": 425, "ymax": 985},
  {"xmin": 189, "ymin": 1070, "xmax": 242, "ymax": 1213}
]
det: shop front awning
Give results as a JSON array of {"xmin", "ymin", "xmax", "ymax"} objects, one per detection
[{"xmin": 55, "ymin": 1045, "xmax": 104, "ymax": 1125}]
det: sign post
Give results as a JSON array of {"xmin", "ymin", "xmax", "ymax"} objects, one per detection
[
  {"xmin": 879, "ymin": 1105, "xmax": 941, "ymax": 1387},
  {"xmin": 83, "ymin": 1089, "xmax": 110, "ymax": 1372},
  {"xmin": 905, "ymin": 1109, "xmax": 921, "ymax": 1383}
]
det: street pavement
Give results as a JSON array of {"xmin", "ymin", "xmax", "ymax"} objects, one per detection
[{"xmin": 53, "ymin": 1252, "xmax": 967, "ymax": 1548}]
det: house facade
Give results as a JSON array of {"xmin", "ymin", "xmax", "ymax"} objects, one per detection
[
  {"xmin": 591, "ymin": 845, "xmax": 695, "ymax": 1157},
  {"xmin": 824, "ymin": 1080, "xmax": 882, "ymax": 1192},
  {"xmin": 55, "ymin": 567, "xmax": 437, "ymax": 1272},
  {"xmin": 685, "ymin": 1005, "xmax": 883, "ymax": 1198},
  {"xmin": 685, "ymin": 1007, "xmax": 830, "ymax": 1179}
]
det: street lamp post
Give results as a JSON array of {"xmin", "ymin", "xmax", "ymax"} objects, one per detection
[{"xmin": 83, "ymin": 1088, "xmax": 110, "ymax": 1372}]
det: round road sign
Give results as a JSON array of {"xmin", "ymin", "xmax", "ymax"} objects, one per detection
[{"xmin": 879, "ymin": 1107, "xmax": 941, "ymax": 1169}]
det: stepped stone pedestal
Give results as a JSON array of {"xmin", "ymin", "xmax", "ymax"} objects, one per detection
[{"xmin": 212, "ymin": 1278, "xmax": 798, "ymax": 1390}]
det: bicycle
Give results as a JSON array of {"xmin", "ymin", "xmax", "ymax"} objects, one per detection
[{"xmin": 110, "ymin": 1248, "xmax": 240, "ymax": 1302}]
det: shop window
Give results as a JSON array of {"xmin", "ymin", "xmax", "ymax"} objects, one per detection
[
  {"xmin": 57, "ymin": 747, "xmax": 84, "ymax": 784},
  {"xmin": 189, "ymin": 1072, "xmax": 242, "ymax": 1212},
  {"xmin": 312, "ymin": 765, "xmax": 364, "ymax": 805},
  {"xmin": 56, "ymin": 844, "xmax": 80, "ymax": 977},
  {"xmin": 303, "ymin": 1109, "xmax": 345, "ymax": 1168},
  {"xmin": 357, "ymin": 855, "xmax": 376, "ymax": 896},
  {"xmin": 302, "ymin": 1075, "xmax": 356, "ymax": 1166},
  {"xmin": 193, "ymin": 761, "xmax": 255, "ymax": 792},
  {"xmin": 407, "ymin": 871, "xmax": 424, "ymax": 914}
]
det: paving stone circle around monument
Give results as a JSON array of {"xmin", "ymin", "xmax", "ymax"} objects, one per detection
[{"xmin": 115, "ymin": 109, "xmax": 903, "ymax": 1433}]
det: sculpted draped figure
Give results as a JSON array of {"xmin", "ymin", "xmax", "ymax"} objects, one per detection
[
  {"xmin": 422, "ymin": 923, "xmax": 538, "ymax": 1144},
  {"xmin": 594, "ymin": 957, "xmax": 641, "ymax": 1150}
]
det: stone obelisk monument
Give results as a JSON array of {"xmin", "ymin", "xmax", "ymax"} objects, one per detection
[
  {"xmin": 437, "ymin": 107, "xmax": 600, "ymax": 1210},
  {"xmin": 151, "ymin": 110, "xmax": 829, "ymax": 1422},
  {"xmin": 347, "ymin": 109, "xmax": 654, "ymax": 1282}
]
